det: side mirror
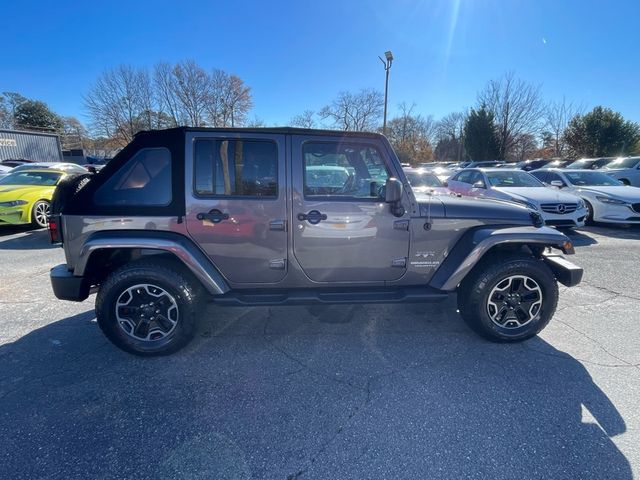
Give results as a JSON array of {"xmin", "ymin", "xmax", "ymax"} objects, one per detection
[
  {"xmin": 385, "ymin": 177, "xmax": 403, "ymax": 203},
  {"xmin": 442, "ymin": 180, "xmax": 448, "ymax": 187},
  {"xmin": 472, "ymin": 180, "xmax": 485, "ymax": 189},
  {"xmin": 384, "ymin": 177, "xmax": 405, "ymax": 217},
  {"xmin": 550, "ymin": 180, "xmax": 564, "ymax": 188}
]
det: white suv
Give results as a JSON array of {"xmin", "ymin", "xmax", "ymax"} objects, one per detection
[{"xmin": 603, "ymin": 157, "xmax": 640, "ymax": 186}]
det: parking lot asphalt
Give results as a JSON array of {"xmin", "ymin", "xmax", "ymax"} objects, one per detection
[{"xmin": 1, "ymin": 224, "xmax": 639, "ymax": 479}]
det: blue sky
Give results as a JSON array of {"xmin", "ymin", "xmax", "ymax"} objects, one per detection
[{"xmin": 3, "ymin": 0, "xmax": 639, "ymax": 126}]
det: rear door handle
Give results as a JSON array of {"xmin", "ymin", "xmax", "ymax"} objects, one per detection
[
  {"xmin": 297, "ymin": 210, "xmax": 327, "ymax": 225},
  {"xmin": 196, "ymin": 209, "xmax": 229, "ymax": 223}
]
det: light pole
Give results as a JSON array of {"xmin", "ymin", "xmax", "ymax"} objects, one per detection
[{"xmin": 379, "ymin": 50, "xmax": 393, "ymax": 135}]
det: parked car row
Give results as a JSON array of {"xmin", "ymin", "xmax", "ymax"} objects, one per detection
[{"xmin": 404, "ymin": 164, "xmax": 640, "ymax": 228}]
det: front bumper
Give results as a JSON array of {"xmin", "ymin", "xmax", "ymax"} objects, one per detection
[
  {"xmin": 543, "ymin": 254, "xmax": 583, "ymax": 287},
  {"xmin": 50, "ymin": 264, "xmax": 90, "ymax": 302},
  {"xmin": 594, "ymin": 202, "xmax": 640, "ymax": 224},
  {"xmin": 0, "ymin": 206, "xmax": 27, "ymax": 225},
  {"xmin": 539, "ymin": 207, "xmax": 587, "ymax": 228}
]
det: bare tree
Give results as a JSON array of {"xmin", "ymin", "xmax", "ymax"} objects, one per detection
[
  {"xmin": 319, "ymin": 89, "xmax": 383, "ymax": 131},
  {"xmin": 171, "ymin": 60, "xmax": 210, "ymax": 127},
  {"xmin": 436, "ymin": 111, "xmax": 467, "ymax": 162},
  {"xmin": 153, "ymin": 62, "xmax": 183, "ymax": 127},
  {"xmin": 544, "ymin": 97, "xmax": 583, "ymax": 157},
  {"xmin": 59, "ymin": 116, "xmax": 88, "ymax": 150},
  {"xmin": 478, "ymin": 72, "xmax": 544, "ymax": 160},
  {"xmin": 386, "ymin": 102, "xmax": 436, "ymax": 163},
  {"xmin": 290, "ymin": 110, "xmax": 316, "ymax": 129},
  {"xmin": 84, "ymin": 65, "xmax": 153, "ymax": 145},
  {"xmin": 208, "ymin": 70, "xmax": 253, "ymax": 127}
]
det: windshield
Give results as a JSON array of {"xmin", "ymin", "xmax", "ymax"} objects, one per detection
[
  {"xmin": 604, "ymin": 157, "xmax": 640, "ymax": 169},
  {"xmin": 486, "ymin": 171, "xmax": 544, "ymax": 187},
  {"xmin": 568, "ymin": 159, "xmax": 594, "ymax": 168},
  {"xmin": 565, "ymin": 171, "xmax": 622, "ymax": 186},
  {"xmin": 0, "ymin": 171, "xmax": 62, "ymax": 186},
  {"xmin": 405, "ymin": 171, "xmax": 443, "ymax": 188}
]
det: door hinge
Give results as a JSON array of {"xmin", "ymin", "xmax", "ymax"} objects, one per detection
[
  {"xmin": 391, "ymin": 257, "xmax": 407, "ymax": 268},
  {"xmin": 393, "ymin": 219, "xmax": 410, "ymax": 231},
  {"xmin": 269, "ymin": 259, "xmax": 286, "ymax": 270}
]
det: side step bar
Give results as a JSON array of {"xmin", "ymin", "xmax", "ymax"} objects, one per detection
[{"xmin": 212, "ymin": 286, "xmax": 449, "ymax": 307}]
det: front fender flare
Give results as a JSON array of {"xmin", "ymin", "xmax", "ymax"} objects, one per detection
[
  {"xmin": 74, "ymin": 231, "xmax": 230, "ymax": 295},
  {"xmin": 430, "ymin": 226, "xmax": 572, "ymax": 291}
]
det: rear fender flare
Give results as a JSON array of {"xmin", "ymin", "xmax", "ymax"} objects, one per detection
[{"xmin": 74, "ymin": 231, "xmax": 229, "ymax": 295}]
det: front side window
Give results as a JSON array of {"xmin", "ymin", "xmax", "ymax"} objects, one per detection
[
  {"xmin": 194, "ymin": 139, "xmax": 277, "ymax": 197},
  {"xmin": 94, "ymin": 148, "xmax": 171, "ymax": 206},
  {"xmin": 302, "ymin": 142, "xmax": 390, "ymax": 198},
  {"xmin": 454, "ymin": 170, "xmax": 474, "ymax": 184}
]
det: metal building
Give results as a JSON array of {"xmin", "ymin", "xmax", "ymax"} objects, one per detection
[{"xmin": 0, "ymin": 129, "xmax": 63, "ymax": 162}]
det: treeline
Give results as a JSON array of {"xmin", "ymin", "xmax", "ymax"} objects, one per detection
[
  {"xmin": 2, "ymin": 64, "xmax": 638, "ymax": 163},
  {"xmin": 291, "ymin": 71, "xmax": 640, "ymax": 163}
]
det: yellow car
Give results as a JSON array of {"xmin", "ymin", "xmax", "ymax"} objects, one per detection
[{"xmin": 0, "ymin": 169, "xmax": 69, "ymax": 228}]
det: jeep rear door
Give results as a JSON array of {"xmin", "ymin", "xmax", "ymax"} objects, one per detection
[
  {"xmin": 291, "ymin": 135, "xmax": 410, "ymax": 283},
  {"xmin": 185, "ymin": 132, "xmax": 288, "ymax": 284}
]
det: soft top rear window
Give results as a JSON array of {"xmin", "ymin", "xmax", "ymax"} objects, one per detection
[{"xmin": 94, "ymin": 148, "xmax": 172, "ymax": 206}]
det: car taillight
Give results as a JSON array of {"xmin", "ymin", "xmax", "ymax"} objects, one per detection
[{"xmin": 48, "ymin": 216, "xmax": 61, "ymax": 244}]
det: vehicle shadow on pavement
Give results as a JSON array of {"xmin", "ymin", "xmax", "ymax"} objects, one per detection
[
  {"xmin": 564, "ymin": 229, "xmax": 598, "ymax": 247},
  {"xmin": 0, "ymin": 227, "xmax": 56, "ymax": 249},
  {"xmin": 584, "ymin": 224, "xmax": 640, "ymax": 240},
  {"xmin": 0, "ymin": 304, "xmax": 632, "ymax": 480}
]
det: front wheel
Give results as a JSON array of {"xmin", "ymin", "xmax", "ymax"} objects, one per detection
[
  {"xmin": 96, "ymin": 260, "xmax": 202, "ymax": 356},
  {"xmin": 457, "ymin": 253, "xmax": 558, "ymax": 342},
  {"xmin": 31, "ymin": 200, "xmax": 50, "ymax": 228}
]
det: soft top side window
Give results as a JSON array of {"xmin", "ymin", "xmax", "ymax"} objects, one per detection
[{"xmin": 94, "ymin": 148, "xmax": 172, "ymax": 206}]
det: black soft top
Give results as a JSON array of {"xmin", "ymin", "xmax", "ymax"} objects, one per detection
[
  {"xmin": 134, "ymin": 126, "xmax": 385, "ymax": 140},
  {"xmin": 65, "ymin": 127, "xmax": 386, "ymax": 218}
]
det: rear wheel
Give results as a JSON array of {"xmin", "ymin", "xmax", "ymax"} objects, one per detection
[
  {"xmin": 457, "ymin": 253, "xmax": 558, "ymax": 342},
  {"xmin": 96, "ymin": 260, "xmax": 202, "ymax": 356},
  {"xmin": 31, "ymin": 200, "xmax": 50, "ymax": 228}
]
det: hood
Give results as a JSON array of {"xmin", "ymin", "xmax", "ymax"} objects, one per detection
[
  {"xmin": 416, "ymin": 193, "xmax": 537, "ymax": 225},
  {"xmin": 0, "ymin": 185, "xmax": 54, "ymax": 200},
  {"xmin": 577, "ymin": 185, "xmax": 640, "ymax": 202},
  {"xmin": 493, "ymin": 187, "xmax": 580, "ymax": 204}
]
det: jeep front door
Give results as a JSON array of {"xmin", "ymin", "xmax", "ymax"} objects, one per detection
[
  {"xmin": 185, "ymin": 132, "xmax": 287, "ymax": 284},
  {"xmin": 291, "ymin": 136, "xmax": 410, "ymax": 283}
]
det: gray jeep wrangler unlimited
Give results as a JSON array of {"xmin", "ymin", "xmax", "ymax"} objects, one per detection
[{"xmin": 49, "ymin": 127, "xmax": 582, "ymax": 355}]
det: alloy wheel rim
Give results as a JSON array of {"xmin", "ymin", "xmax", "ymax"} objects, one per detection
[
  {"xmin": 35, "ymin": 202, "xmax": 49, "ymax": 227},
  {"xmin": 115, "ymin": 284, "xmax": 179, "ymax": 341},
  {"xmin": 486, "ymin": 275, "xmax": 543, "ymax": 329}
]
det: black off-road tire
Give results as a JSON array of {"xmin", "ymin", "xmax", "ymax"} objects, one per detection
[
  {"xmin": 96, "ymin": 260, "xmax": 202, "ymax": 356},
  {"xmin": 457, "ymin": 253, "xmax": 558, "ymax": 343}
]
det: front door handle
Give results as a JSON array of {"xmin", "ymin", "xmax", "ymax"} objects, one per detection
[
  {"xmin": 197, "ymin": 209, "xmax": 229, "ymax": 223},
  {"xmin": 297, "ymin": 210, "xmax": 327, "ymax": 225}
]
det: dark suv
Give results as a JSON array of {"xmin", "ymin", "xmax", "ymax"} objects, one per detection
[{"xmin": 49, "ymin": 127, "xmax": 582, "ymax": 355}]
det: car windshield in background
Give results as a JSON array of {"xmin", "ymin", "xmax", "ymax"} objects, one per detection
[
  {"xmin": 565, "ymin": 171, "xmax": 622, "ymax": 186},
  {"xmin": 405, "ymin": 172, "xmax": 442, "ymax": 188},
  {"xmin": 0, "ymin": 171, "xmax": 62, "ymax": 186},
  {"xmin": 604, "ymin": 158, "xmax": 640, "ymax": 169},
  {"xmin": 486, "ymin": 171, "xmax": 543, "ymax": 187}
]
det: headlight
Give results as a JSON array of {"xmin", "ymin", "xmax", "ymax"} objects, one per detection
[
  {"xmin": 576, "ymin": 199, "xmax": 585, "ymax": 209},
  {"xmin": 596, "ymin": 195, "xmax": 626, "ymax": 205},
  {"xmin": 0, "ymin": 200, "xmax": 28, "ymax": 208}
]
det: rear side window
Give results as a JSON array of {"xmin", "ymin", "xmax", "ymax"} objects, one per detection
[
  {"xmin": 94, "ymin": 148, "xmax": 172, "ymax": 206},
  {"xmin": 194, "ymin": 139, "xmax": 277, "ymax": 197}
]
